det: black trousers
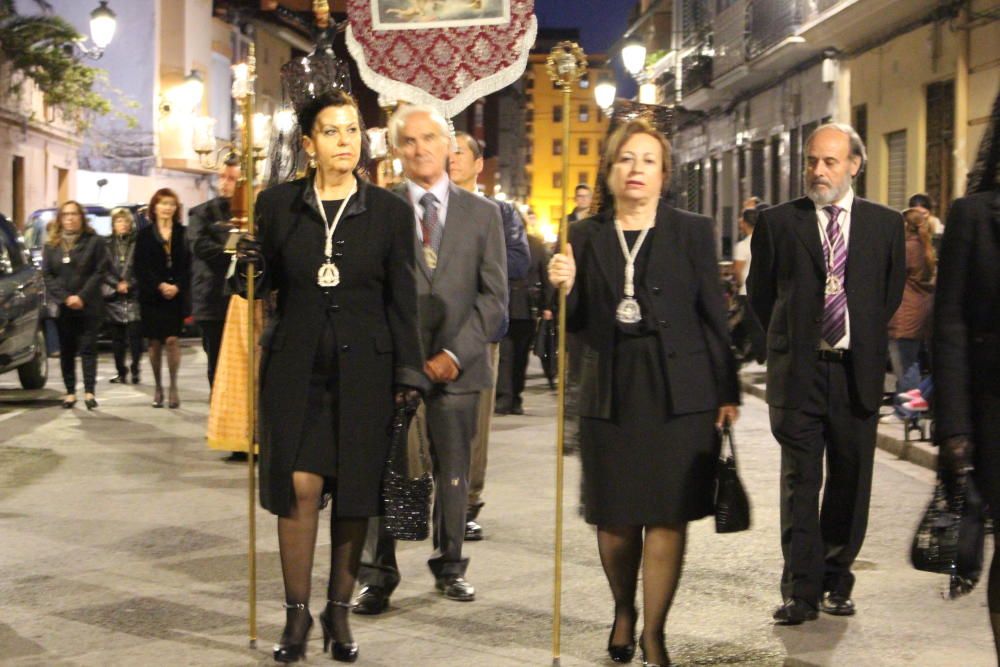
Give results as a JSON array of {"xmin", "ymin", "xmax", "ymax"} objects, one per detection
[
  {"xmin": 359, "ymin": 391, "xmax": 479, "ymax": 591},
  {"xmin": 56, "ymin": 313, "xmax": 101, "ymax": 394},
  {"xmin": 198, "ymin": 319, "xmax": 225, "ymax": 388},
  {"xmin": 770, "ymin": 357, "xmax": 878, "ymax": 605},
  {"xmin": 110, "ymin": 321, "xmax": 142, "ymax": 378},
  {"xmin": 495, "ymin": 319, "xmax": 536, "ymax": 411}
]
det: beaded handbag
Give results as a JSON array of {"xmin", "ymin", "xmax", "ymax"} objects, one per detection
[{"xmin": 381, "ymin": 404, "xmax": 432, "ymax": 541}]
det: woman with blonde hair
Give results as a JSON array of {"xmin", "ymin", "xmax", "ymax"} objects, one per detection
[
  {"xmin": 42, "ymin": 200, "xmax": 108, "ymax": 409},
  {"xmin": 103, "ymin": 207, "xmax": 143, "ymax": 384},
  {"xmin": 549, "ymin": 119, "xmax": 740, "ymax": 666}
]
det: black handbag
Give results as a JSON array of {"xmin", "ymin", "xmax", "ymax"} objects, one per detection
[
  {"xmin": 911, "ymin": 478, "xmax": 962, "ymax": 574},
  {"xmin": 381, "ymin": 403, "xmax": 433, "ymax": 541},
  {"xmin": 715, "ymin": 425, "xmax": 751, "ymax": 533}
]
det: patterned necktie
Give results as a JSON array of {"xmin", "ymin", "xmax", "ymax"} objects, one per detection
[
  {"xmin": 419, "ymin": 192, "xmax": 442, "ymax": 255},
  {"xmin": 821, "ymin": 204, "xmax": 847, "ymax": 346}
]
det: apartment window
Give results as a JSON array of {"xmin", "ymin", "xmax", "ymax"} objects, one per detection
[
  {"xmin": 526, "ymin": 76, "xmax": 534, "ymax": 90},
  {"xmin": 553, "ymin": 105, "xmax": 563, "ymax": 123},
  {"xmin": 925, "ymin": 80, "xmax": 955, "ymax": 219},
  {"xmin": 525, "ymin": 143, "xmax": 533, "ymax": 165},
  {"xmin": 578, "ymin": 172, "xmax": 589, "ymax": 187},
  {"xmin": 579, "ymin": 138, "xmax": 589, "ymax": 156},
  {"xmin": 750, "ymin": 140, "xmax": 765, "ymax": 200},
  {"xmin": 553, "ymin": 172, "xmax": 563, "ymax": 189},
  {"xmin": 579, "ymin": 76, "xmax": 590, "ymax": 89},
  {"xmin": 525, "ymin": 109, "xmax": 533, "ymax": 122},
  {"xmin": 525, "ymin": 93, "xmax": 533, "ymax": 104},
  {"xmin": 553, "ymin": 139, "xmax": 563, "ymax": 155},
  {"xmin": 579, "ymin": 105, "xmax": 590, "ymax": 122},
  {"xmin": 886, "ymin": 130, "xmax": 907, "ymax": 210}
]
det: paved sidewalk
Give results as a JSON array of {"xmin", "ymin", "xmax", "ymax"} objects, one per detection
[{"xmin": 0, "ymin": 346, "xmax": 995, "ymax": 665}]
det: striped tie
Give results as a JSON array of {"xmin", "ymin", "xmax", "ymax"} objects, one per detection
[
  {"xmin": 821, "ymin": 205, "xmax": 847, "ymax": 346},
  {"xmin": 420, "ymin": 192, "xmax": 443, "ymax": 255}
]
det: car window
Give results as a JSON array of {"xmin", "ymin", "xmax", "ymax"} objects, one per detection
[
  {"xmin": 0, "ymin": 222, "xmax": 26, "ymax": 274},
  {"xmin": 85, "ymin": 207, "xmax": 113, "ymax": 237}
]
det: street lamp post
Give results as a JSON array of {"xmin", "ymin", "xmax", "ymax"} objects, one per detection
[
  {"xmin": 193, "ymin": 44, "xmax": 268, "ymax": 650},
  {"xmin": 74, "ymin": 1, "xmax": 117, "ymax": 60},
  {"xmin": 545, "ymin": 40, "xmax": 587, "ymax": 667}
]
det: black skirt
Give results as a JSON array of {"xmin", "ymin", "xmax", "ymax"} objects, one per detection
[
  {"xmin": 140, "ymin": 299, "xmax": 185, "ymax": 340},
  {"xmin": 580, "ymin": 331, "xmax": 719, "ymax": 526},
  {"xmin": 293, "ymin": 314, "xmax": 339, "ymax": 478}
]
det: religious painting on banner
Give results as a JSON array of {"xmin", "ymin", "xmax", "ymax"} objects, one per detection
[{"xmin": 346, "ymin": 0, "xmax": 536, "ymax": 118}]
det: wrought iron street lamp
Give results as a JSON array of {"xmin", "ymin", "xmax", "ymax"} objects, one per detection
[{"xmin": 74, "ymin": 1, "xmax": 117, "ymax": 59}]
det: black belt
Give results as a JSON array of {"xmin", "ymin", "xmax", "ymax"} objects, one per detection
[{"xmin": 817, "ymin": 348, "xmax": 849, "ymax": 362}]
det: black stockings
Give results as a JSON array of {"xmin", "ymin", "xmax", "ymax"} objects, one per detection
[
  {"xmin": 277, "ymin": 472, "xmax": 365, "ymax": 645},
  {"xmin": 147, "ymin": 336, "xmax": 180, "ymax": 396},
  {"xmin": 597, "ymin": 523, "xmax": 687, "ymax": 666},
  {"xmin": 990, "ymin": 523, "xmax": 1000, "ymax": 657}
]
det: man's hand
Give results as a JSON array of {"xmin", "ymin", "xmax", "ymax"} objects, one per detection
[
  {"xmin": 716, "ymin": 404, "xmax": 740, "ymax": 428},
  {"xmin": 424, "ymin": 351, "xmax": 460, "ymax": 384},
  {"xmin": 65, "ymin": 295, "xmax": 84, "ymax": 310},
  {"xmin": 117, "ymin": 280, "xmax": 129, "ymax": 294}
]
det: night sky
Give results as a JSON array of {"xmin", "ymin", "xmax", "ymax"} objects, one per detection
[{"xmin": 533, "ymin": 0, "xmax": 634, "ymax": 54}]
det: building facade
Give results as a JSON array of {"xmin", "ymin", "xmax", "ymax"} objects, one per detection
[{"xmin": 628, "ymin": 0, "xmax": 998, "ymax": 258}]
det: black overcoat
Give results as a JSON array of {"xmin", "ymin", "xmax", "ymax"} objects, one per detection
[
  {"xmin": 748, "ymin": 196, "xmax": 905, "ymax": 413},
  {"xmin": 565, "ymin": 202, "xmax": 740, "ymax": 418},
  {"xmin": 134, "ymin": 221, "xmax": 191, "ymax": 317},
  {"xmin": 251, "ymin": 177, "xmax": 427, "ymax": 517},
  {"xmin": 42, "ymin": 230, "xmax": 108, "ymax": 319}
]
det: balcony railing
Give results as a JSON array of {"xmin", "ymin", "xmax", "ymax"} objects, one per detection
[
  {"xmin": 745, "ymin": 0, "xmax": 805, "ymax": 59},
  {"xmin": 681, "ymin": 54, "xmax": 713, "ymax": 96}
]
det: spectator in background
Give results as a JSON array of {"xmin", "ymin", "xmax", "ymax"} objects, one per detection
[
  {"xmin": 568, "ymin": 183, "xmax": 593, "ymax": 223},
  {"xmin": 136, "ymin": 188, "xmax": 190, "ymax": 409},
  {"xmin": 742, "ymin": 195, "xmax": 763, "ymax": 211},
  {"xmin": 103, "ymin": 207, "xmax": 142, "ymax": 385},
  {"xmin": 908, "ymin": 193, "xmax": 944, "ymax": 248},
  {"xmin": 188, "ymin": 157, "xmax": 241, "ymax": 391},
  {"xmin": 887, "ymin": 207, "xmax": 936, "ymax": 402},
  {"xmin": 731, "ymin": 204, "xmax": 768, "ymax": 364},
  {"xmin": 447, "ymin": 130, "xmax": 529, "ymax": 541},
  {"xmin": 43, "ymin": 200, "xmax": 107, "ymax": 410}
]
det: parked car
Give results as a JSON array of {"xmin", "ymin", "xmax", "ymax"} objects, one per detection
[{"xmin": 0, "ymin": 212, "xmax": 47, "ymax": 389}]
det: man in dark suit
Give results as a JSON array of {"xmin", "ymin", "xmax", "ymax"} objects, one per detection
[
  {"xmin": 355, "ymin": 105, "xmax": 507, "ymax": 610},
  {"xmin": 187, "ymin": 157, "xmax": 240, "ymax": 389},
  {"xmin": 748, "ymin": 123, "xmax": 905, "ymax": 624}
]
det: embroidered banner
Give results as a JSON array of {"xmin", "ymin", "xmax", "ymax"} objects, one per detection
[{"xmin": 346, "ymin": 0, "xmax": 536, "ymax": 118}]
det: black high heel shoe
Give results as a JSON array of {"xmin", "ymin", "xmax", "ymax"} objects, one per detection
[
  {"xmin": 320, "ymin": 600, "xmax": 359, "ymax": 663},
  {"xmin": 607, "ymin": 606, "xmax": 637, "ymax": 663},
  {"xmin": 151, "ymin": 387, "xmax": 164, "ymax": 408},
  {"xmin": 639, "ymin": 635, "xmax": 672, "ymax": 667},
  {"xmin": 273, "ymin": 602, "xmax": 313, "ymax": 663}
]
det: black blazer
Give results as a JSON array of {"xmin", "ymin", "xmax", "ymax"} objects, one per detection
[
  {"xmin": 135, "ymin": 221, "xmax": 191, "ymax": 316},
  {"xmin": 103, "ymin": 233, "xmax": 139, "ymax": 324},
  {"xmin": 933, "ymin": 190, "xmax": 1000, "ymax": 441},
  {"xmin": 748, "ymin": 195, "xmax": 905, "ymax": 413},
  {"xmin": 251, "ymin": 177, "xmax": 427, "ymax": 517},
  {"xmin": 187, "ymin": 196, "xmax": 233, "ymax": 321},
  {"xmin": 42, "ymin": 230, "xmax": 107, "ymax": 318},
  {"xmin": 565, "ymin": 202, "xmax": 740, "ymax": 419},
  {"xmin": 509, "ymin": 233, "xmax": 551, "ymax": 321}
]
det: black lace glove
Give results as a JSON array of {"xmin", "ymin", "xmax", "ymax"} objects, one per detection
[
  {"xmin": 939, "ymin": 434, "xmax": 974, "ymax": 510},
  {"xmin": 394, "ymin": 385, "xmax": 422, "ymax": 413},
  {"xmin": 236, "ymin": 235, "xmax": 264, "ymax": 268}
]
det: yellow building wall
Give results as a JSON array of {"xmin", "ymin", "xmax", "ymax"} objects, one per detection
[
  {"xmin": 849, "ymin": 6, "xmax": 999, "ymax": 212},
  {"xmin": 526, "ymin": 55, "xmax": 609, "ymax": 241}
]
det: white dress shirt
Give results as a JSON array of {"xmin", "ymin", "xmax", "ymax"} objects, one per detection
[
  {"xmin": 734, "ymin": 234, "xmax": 752, "ymax": 296},
  {"xmin": 815, "ymin": 188, "xmax": 854, "ymax": 349}
]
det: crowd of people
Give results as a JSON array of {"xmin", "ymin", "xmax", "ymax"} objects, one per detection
[{"xmin": 33, "ymin": 80, "xmax": 999, "ymax": 666}]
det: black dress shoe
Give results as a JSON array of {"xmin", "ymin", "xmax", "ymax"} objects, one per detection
[
  {"xmin": 84, "ymin": 397, "xmax": 98, "ymax": 410},
  {"xmin": 109, "ymin": 375, "xmax": 125, "ymax": 384},
  {"xmin": 353, "ymin": 585, "xmax": 389, "ymax": 615},
  {"xmin": 465, "ymin": 520, "xmax": 483, "ymax": 541},
  {"xmin": 436, "ymin": 576, "xmax": 475, "ymax": 601},
  {"xmin": 772, "ymin": 598, "xmax": 818, "ymax": 625},
  {"xmin": 820, "ymin": 593, "xmax": 856, "ymax": 616}
]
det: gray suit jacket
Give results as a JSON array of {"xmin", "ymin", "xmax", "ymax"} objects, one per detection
[{"xmin": 397, "ymin": 181, "xmax": 508, "ymax": 394}]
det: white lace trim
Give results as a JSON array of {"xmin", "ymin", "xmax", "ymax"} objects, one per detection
[{"xmin": 345, "ymin": 16, "xmax": 538, "ymax": 119}]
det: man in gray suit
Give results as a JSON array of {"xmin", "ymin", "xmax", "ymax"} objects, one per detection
[{"xmin": 355, "ymin": 105, "xmax": 508, "ymax": 610}]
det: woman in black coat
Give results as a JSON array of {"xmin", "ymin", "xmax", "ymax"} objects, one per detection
[
  {"xmin": 236, "ymin": 90, "xmax": 426, "ymax": 663},
  {"xmin": 103, "ymin": 208, "xmax": 142, "ymax": 384},
  {"xmin": 42, "ymin": 200, "xmax": 108, "ymax": 409},
  {"xmin": 934, "ymin": 89, "xmax": 1000, "ymax": 659},
  {"xmin": 549, "ymin": 119, "xmax": 740, "ymax": 667},
  {"xmin": 135, "ymin": 188, "xmax": 190, "ymax": 408}
]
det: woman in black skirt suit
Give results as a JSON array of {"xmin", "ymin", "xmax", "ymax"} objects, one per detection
[
  {"xmin": 236, "ymin": 89, "xmax": 427, "ymax": 663},
  {"xmin": 135, "ymin": 188, "xmax": 190, "ymax": 408},
  {"xmin": 549, "ymin": 119, "xmax": 740, "ymax": 667}
]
